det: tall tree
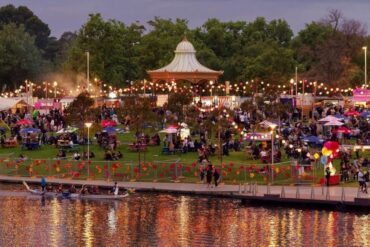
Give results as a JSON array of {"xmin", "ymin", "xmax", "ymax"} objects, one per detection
[
  {"xmin": 64, "ymin": 92, "xmax": 95, "ymax": 128},
  {"xmin": 294, "ymin": 9, "xmax": 366, "ymax": 87},
  {"xmin": 65, "ymin": 14, "xmax": 144, "ymax": 86},
  {"xmin": 0, "ymin": 4, "xmax": 50, "ymax": 49},
  {"xmin": 0, "ymin": 23, "xmax": 43, "ymax": 89}
]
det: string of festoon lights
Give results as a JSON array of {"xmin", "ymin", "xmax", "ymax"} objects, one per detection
[{"xmin": 0, "ymin": 78, "xmax": 367, "ymax": 98}]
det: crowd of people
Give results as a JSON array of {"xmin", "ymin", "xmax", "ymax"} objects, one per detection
[{"xmin": 1, "ymin": 97, "xmax": 370, "ymax": 193}]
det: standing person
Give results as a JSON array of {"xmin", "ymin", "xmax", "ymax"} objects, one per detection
[
  {"xmin": 206, "ymin": 164, "xmax": 213, "ymax": 188},
  {"xmin": 213, "ymin": 166, "xmax": 220, "ymax": 187},
  {"xmin": 111, "ymin": 182, "xmax": 119, "ymax": 195},
  {"xmin": 200, "ymin": 167, "xmax": 205, "ymax": 182},
  {"xmin": 358, "ymin": 170, "xmax": 365, "ymax": 192},
  {"xmin": 325, "ymin": 167, "xmax": 331, "ymax": 187},
  {"xmin": 364, "ymin": 170, "xmax": 369, "ymax": 194},
  {"xmin": 40, "ymin": 177, "xmax": 46, "ymax": 192}
]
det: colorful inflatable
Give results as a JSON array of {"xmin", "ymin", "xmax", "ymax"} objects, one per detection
[{"xmin": 321, "ymin": 141, "xmax": 340, "ymax": 175}]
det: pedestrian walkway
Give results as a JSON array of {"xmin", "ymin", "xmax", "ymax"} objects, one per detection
[{"xmin": 0, "ymin": 175, "xmax": 369, "ymax": 209}]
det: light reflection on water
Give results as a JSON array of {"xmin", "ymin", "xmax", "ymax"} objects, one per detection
[{"xmin": 0, "ymin": 192, "xmax": 368, "ymax": 246}]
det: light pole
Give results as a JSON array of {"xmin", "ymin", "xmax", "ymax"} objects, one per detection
[
  {"xmin": 290, "ymin": 79, "xmax": 294, "ymax": 97},
  {"xmin": 143, "ymin": 79, "xmax": 147, "ymax": 95},
  {"xmin": 312, "ymin": 81, "xmax": 317, "ymax": 121},
  {"xmin": 86, "ymin": 51, "xmax": 90, "ymax": 92},
  {"xmin": 301, "ymin": 80, "xmax": 305, "ymax": 121},
  {"xmin": 210, "ymin": 80, "xmax": 214, "ymax": 96},
  {"xmin": 295, "ymin": 66, "xmax": 298, "ymax": 96},
  {"xmin": 43, "ymin": 82, "xmax": 47, "ymax": 98},
  {"xmin": 363, "ymin": 46, "xmax": 367, "ymax": 87},
  {"xmin": 85, "ymin": 122, "xmax": 92, "ymax": 179},
  {"xmin": 53, "ymin": 81, "xmax": 58, "ymax": 99},
  {"xmin": 270, "ymin": 124, "xmax": 277, "ymax": 184}
]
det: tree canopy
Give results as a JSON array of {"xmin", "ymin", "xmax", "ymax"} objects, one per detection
[{"xmin": 0, "ymin": 6, "xmax": 368, "ymax": 91}]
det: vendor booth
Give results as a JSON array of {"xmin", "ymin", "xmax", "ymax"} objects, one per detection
[
  {"xmin": 34, "ymin": 99, "xmax": 61, "ymax": 114},
  {"xmin": 0, "ymin": 98, "xmax": 29, "ymax": 113},
  {"xmin": 352, "ymin": 88, "xmax": 370, "ymax": 107}
]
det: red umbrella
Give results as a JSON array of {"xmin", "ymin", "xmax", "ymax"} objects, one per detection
[
  {"xmin": 101, "ymin": 119, "xmax": 117, "ymax": 128},
  {"xmin": 344, "ymin": 110, "xmax": 360, "ymax": 116},
  {"xmin": 333, "ymin": 126, "xmax": 352, "ymax": 134},
  {"xmin": 16, "ymin": 119, "xmax": 32, "ymax": 125}
]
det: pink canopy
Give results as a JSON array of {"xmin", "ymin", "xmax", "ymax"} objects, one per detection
[
  {"xmin": 333, "ymin": 126, "xmax": 352, "ymax": 134},
  {"xmin": 344, "ymin": 110, "xmax": 360, "ymax": 117},
  {"xmin": 101, "ymin": 120, "xmax": 117, "ymax": 128},
  {"xmin": 16, "ymin": 119, "xmax": 32, "ymax": 125}
]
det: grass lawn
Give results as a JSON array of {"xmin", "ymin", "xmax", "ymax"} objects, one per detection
[{"xmin": 0, "ymin": 130, "xmax": 368, "ymax": 186}]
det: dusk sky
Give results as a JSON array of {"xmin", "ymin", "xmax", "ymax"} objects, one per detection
[{"xmin": 1, "ymin": 0, "xmax": 370, "ymax": 37}]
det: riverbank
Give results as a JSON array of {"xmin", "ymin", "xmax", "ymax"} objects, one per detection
[{"xmin": 1, "ymin": 175, "xmax": 370, "ymax": 211}]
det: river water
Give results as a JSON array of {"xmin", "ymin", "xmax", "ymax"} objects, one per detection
[{"xmin": 0, "ymin": 184, "xmax": 368, "ymax": 247}]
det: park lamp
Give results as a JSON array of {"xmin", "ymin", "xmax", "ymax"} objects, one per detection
[{"xmin": 85, "ymin": 122, "xmax": 92, "ymax": 128}]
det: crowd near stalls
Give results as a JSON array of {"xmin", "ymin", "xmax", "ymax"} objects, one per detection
[{"xmin": 1, "ymin": 89, "xmax": 370, "ymax": 188}]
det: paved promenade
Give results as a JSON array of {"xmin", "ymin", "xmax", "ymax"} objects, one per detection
[{"xmin": 0, "ymin": 175, "xmax": 369, "ymax": 209}]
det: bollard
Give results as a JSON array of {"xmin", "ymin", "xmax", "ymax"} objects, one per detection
[
  {"xmin": 341, "ymin": 187, "xmax": 345, "ymax": 201},
  {"xmin": 267, "ymin": 183, "xmax": 271, "ymax": 195},
  {"xmin": 281, "ymin": 186, "xmax": 286, "ymax": 198},
  {"xmin": 255, "ymin": 182, "xmax": 258, "ymax": 194},
  {"xmin": 296, "ymin": 186, "xmax": 300, "ymax": 199},
  {"xmin": 357, "ymin": 187, "xmax": 361, "ymax": 198},
  {"xmin": 243, "ymin": 183, "xmax": 247, "ymax": 194},
  {"xmin": 239, "ymin": 183, "xmax": 241, "ymax": 194},
  {"xmin": 252, "ymin": 183, "xmax": 257, "ymax": 196},
  {"xmin": 249, "ymin": 182, "xmax": 252, "ymax": 193},
  {"xmin": 326, "ymin": 187, "xmax": 330, "ymax": 200},
  {"xmin": 310, "ymin": 186, "xmax": 315, "ymax": 199},
  {"xmin": 322, "ymin": 185, "xmax": 324, "ymax": 195}
]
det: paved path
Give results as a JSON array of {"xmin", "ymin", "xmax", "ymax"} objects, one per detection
[{"xmin": 0, "ymin": 175, "xmax": 369, "ymax": 205}]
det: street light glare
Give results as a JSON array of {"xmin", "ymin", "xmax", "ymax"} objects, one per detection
[
  {"xmin": 363, "ymin": 46, "xmax": 367, "ymax": 50},
  {"xmin": 85, "ymin": 122, "xmax": 92, "ymax": 128}
]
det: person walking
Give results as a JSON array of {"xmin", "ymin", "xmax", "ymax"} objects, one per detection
[
  {"xmin": 364, "ymin": 170, "xmax": 369, "ymax": 194},
  {"xmin": 358, "ymin": 170, "xmax": 365, "ymax": 193},
  {"xmin": 40, "ymin": 177, "xmax": 46, "ymax": 192},
  {"xmin": 325, "ymin": 167, "xmax": 331, "ymax": 187},
  {"xmin": 200, "ymin": 167, "xmax": 205, "ymax": 182},
  {"xmin": 213, "ymin": 166, "xmax": 220, "ymax": 187},
  {"xmin": 206, "ymin": 164, "xmax": 213, "ymax": 188}
]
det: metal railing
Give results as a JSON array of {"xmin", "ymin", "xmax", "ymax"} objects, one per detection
[{"xmin": 0, "ymin": 157, "xmax": 324, "ymax": 185}]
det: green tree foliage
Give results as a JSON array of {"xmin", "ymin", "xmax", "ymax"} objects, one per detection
[
  {"xmin": 0, "ymin": 6, "xmax": 368, "ymax": 90},
  {"xmin": 0, "ymin": 4, "xmax": 50, "ymax": 49},
  {"xmin": 293, "ymin": 9, "xmax": 366, "ymax": 87},
  {"xmin": 65, "ymin": 13, "xmax": 144, "ymax": 87},
  {"xmin": 64, "ymin": 92, "xmax": 95, "ymax": 128},
  {"xmin": 0, "ymin": 23, "xmax": 43, "ymax": 89},
  {"xmin": 121, "ymin": 96, "xmax": 158, "ymax": 132},
  {"xmin": 192, "ymin": 17, "xmax": 295, "ymax": 83},
  {"xmin": 137, "ymin": 17, "xmax": 189, "ymax": 76},
  {"xmin": 166, "ymin": 92, "xmax": 193, "ymax": 122}
]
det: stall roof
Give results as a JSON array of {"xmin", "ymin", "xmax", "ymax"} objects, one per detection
[{"xmin": 0, "ymin": 98, "xmax": 29, "ymax": 111}]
